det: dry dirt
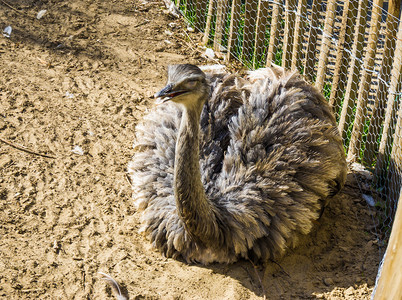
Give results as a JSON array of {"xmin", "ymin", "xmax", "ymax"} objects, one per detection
[{"xmin": 0, "ymin": 0, "xmax": 382, "ymax": 299}]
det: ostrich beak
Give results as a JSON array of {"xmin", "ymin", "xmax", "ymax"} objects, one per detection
[{"xmin": 154, "ymin": 83, "xmax": 187, "ymax": 105}]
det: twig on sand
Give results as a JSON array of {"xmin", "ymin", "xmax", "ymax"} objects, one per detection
[
  {"xmin": 133, "ymin": 20, "xmax": 150, "ymax": 28},
  {"xmin": 0, "ymin": 137, "xmax": 56, "ymax": 159},
  {"xmin": 125, "ymin": 173, "xmax": 132, "ymax": 186},
  {"xmin": 20, "ymin": 288, "xmax": 44, "ymax": 293},
  {"xmin": 180, "ymin": 29, "xmax": 198, "ymax": 53},
  {"xmin": 0, "ymin": 0, "xmax": 21, "ymax": 13},
  {"xmin": 270, "ymin": 259, "xmax": 290, "ymax": 277},
  {"xmin": 0, "ymin": 0, "xmax": 29, "ymax": 16}
]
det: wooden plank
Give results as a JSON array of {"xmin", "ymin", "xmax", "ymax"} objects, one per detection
[
  {"xmin": 291, "ymin": 0, "xmax": 307, "ymax": 72},
  {"xmin": 375, "ymin": 18, "xmax": 402, "ymax": 179},
  {"xmin": 195, "ymin": 0, "xmax": 209, "ymax": 31},
  {"xmin": 347, "ymin": 0, "xmax": 384, "ymax": 162},
  {"xmin": 226, "ymin": 0, "xmax": 242, "ymax": 61},
  {"xmin": 266, "ymin": 2, "xmax": 282, "ymax": 66},
  {"xmin": 314, "ymin": 0, "xmax": 337, "ymax": 92},
  {"xmin": 328, "ymin": 0, "xmax": 357, "ymax": 115},
  {"xmin": 202, "ymin": 0, "xmax": 215, "ymax": 45},
  {"xmin": 373, "ymin": 190, "xmax": 402, "ymax": 300},
  {"xmin": 282, "ymin": 0, "xmax": 297, "ymax": 69},
  {"xmin": 363, "ymin": 0, "xmax": 401, "ymax": 166},
  {"xmin": 304, "ymin": 0, "xmax": 320, "ymax": 82},
  {"xmin": 242, "ymin": 0, "xmax": 258, "ymax": 62},
  {"xmin": 253, "ymin": 0, "xmax": 270, "ymax": 68},
  {"xmin": 338, "ymin": 0, "xmax": 369, "ymax": 140}
]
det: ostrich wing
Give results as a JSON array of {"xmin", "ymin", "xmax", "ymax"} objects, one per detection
[
  {"xmin": 203, "ymin": 70, "xmax": 346, "ymax": 260},
  {"xmin": 199, "ymin": 72, "xmax": 245, "ymax": 193}
]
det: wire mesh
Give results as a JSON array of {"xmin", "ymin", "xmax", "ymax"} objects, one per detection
[{"xmin": 174, "ymin": 0, "xmax": 402, "ymax": 251}]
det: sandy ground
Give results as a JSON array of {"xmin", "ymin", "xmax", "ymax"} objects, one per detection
[{"xmin": 0, "ymin": 0, "xmax": 381, "ymax": 299}]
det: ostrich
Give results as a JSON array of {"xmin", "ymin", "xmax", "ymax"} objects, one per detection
[{"xmin": 128, "ymin": 64, "xmax": 347, "ymax": 264}]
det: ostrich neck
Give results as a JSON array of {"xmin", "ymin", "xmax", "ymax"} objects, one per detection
[{"xmin": 174, "ymin": 104, "xmax": 221, "ymax": 246}]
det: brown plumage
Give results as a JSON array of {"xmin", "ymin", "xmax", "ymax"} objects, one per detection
[{"xmin": 128, "ymin": 64, "xmax": 347, "ymax": 264}]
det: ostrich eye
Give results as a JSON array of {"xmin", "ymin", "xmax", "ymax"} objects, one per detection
[{"xmin": 185, "ymin": 80, "xmax": 197, "ymax": 89}]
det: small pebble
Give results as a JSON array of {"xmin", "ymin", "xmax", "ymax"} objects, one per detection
[
  {"xmin": 362, "ymin": 194, "xmax": 375, "ymax": 206},
  {"xmin": 366, "ymin": 240, "xmax": 376, "ymax": 248},
  {"xmin": 71, "ymin": 145, "xmax": 84, "ymax": 155},
  {"xmin": 3, "ymin": 26, "xmax": 12, "ymax": 38},
  {"xmin": 204, "ymin": 48, "xmax": 215, "ymax": 59},
  {"xmin": 344, "ymin": 286, "xmax": 354, "ymax": 296},
  {"xmin": 0, "ymin": 155, "xmax": 11, "ymax": 169},
  {"xmin": 323, "ymin": 277, "xmax": 334, "ymax": 286},
  {"xmin": 155, "ymin": 46, "xmax": 166, "ymax": 52},
  {"xmin": 65, "ymin": 91, "xmax": 75, "ymax": 99},
  {"xmin": 36, "ymin": 9, "xmax": 47, "ymax": 19}
]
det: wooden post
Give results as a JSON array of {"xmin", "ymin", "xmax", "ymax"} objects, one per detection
[
  {"xmin": 202, "ymin": 0, "xmax": 215, "ymax": 45},
  {"xmin": 328, "ymin": 0, "xmax": 357, "ymax": 115},
  {"xmin": 291, "ymin": 0, "xmax": 307, "ymax": 72},
  {"xmin": 338, "ymin": 0, "xmax": 369, "ymax": 141},
  {"xmin": 373, "ymin": 189, "xmax": 402, "ymax": 300},
  {"xmin": 253, "ymin": 0, "xmax": 270, "ymax": 68},
  {"xmin": 315, "ymin": 0, "xmax": 337, "ymax": 92},
  {"xmin": 347, "ymin": 0, "xmax": 384, "ymax": 162},
  {"xmin": 304, "ymin": 0, "xmax": 320, "ymax": 82},
  {"xmin": 266, "ymin": 2, "xmax": 282, "ymax": 66},
  {"xmin": 195, "ymin": 0, "xmax": 209, "ymax": 31},
  {"xmin": 282, "ymin": 0, "xmax": 297, "ymax": 69},
  {"xmin": 387, "ymin": 101, "xmax": 402, "ymax": 205},
  {"xmin": 242, "ymin": 0, "xmax": 258, "ymax": 63},
  {"xmin": 375, "ymin": 18, "xmax": 402, "ymax": 180},
  {"xmin": 385, "ymin": 24, "xmax": 402, "ymax": 203},
  {"xmin": 363, "ymin": 0, "xmax": 401, "ymax": 166},
  {"xmin": 226, "ymin": 0, "xmax": 242, "ymax": 61},
  {"xmin": 214, "ymin": 0, "xmax": 228, "ymax": 52}
]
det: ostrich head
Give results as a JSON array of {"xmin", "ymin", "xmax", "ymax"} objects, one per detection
[{"xmin": 154, "ymin": 64, "xmax": 209, "ymax": 108}]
